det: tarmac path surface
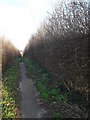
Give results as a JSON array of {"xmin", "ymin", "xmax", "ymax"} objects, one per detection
[{"xmin": 19, "ymin": 62, "xmax": 46, "ymax": 118}]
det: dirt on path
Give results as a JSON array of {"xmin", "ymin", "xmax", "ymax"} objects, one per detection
[{"xmin": 19, "ymin": 62, "xmax": 46, "ymax": 118}]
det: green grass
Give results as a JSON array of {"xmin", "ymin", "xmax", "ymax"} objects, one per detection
[
  {"xmin": 24, "ymin": 58, "xmax": 69, "ymax": 102},
  {"xmin": 53, "ymin": 112, "xmax": 62, "ymax": 119},
  {"xmin": 24, "ymin": 57, "xmax": 69, "ymax": 117},
  {"xmin": 2, "ymin": 58, "xmax": 20, "ymax": 118}
]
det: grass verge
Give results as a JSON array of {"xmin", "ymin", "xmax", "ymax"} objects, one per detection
[
  {"xmin": 24, "ymin": 57, "xmax": 69, "ymax": 118},
  {"xmin": 24, "ymin": 57, "xmax": 88, "ymax": 118},
  {"xmin": 2, "ymin": 57, "xmax": 21, "ymax": 118}
]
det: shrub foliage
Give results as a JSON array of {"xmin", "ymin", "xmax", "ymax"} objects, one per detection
[
  {"xmin": 0, "ymin": 37, "xmax": 20, "ymax": 72},
  {"xmin": 24, "ymin": 1, "xmax": 89, "ymax": 95}
]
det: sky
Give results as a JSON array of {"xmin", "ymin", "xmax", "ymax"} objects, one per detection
[
  {"xmin": 0, "ymin": 0, "xmax": 59, "ymax": 50},
  {"xmin": 0, "ymin": 0, "xmax": 88, "ymax": 50}
]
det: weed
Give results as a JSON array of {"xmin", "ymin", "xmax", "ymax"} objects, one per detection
[
  {"xmin": 24, "ymin": 57, "xmax": 69, "ymax": 118},
  {"xmin": 53, "ymin": 112, "xmax": 62, "ymax": 118},
  {"xmin": 2, "ymin": 58, "xmax": 20, "ymax": 118}
]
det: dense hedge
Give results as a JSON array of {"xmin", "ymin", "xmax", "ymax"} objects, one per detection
[
  {"xmin": 0, "ymin": 37, "xmax": 20, "ymax": 73},
  {"xmin": 24, "ymin": 1, "xmax": 89, "ymax": 95}
]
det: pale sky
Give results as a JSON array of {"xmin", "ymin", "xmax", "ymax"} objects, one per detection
[{"xmin": 0, "ymin": 0, "xmax": 59, "ymax": 50}]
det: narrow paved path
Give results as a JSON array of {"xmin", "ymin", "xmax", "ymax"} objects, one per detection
[{"xmin": 19, "ymin": 62, "xmax": 46, "ymax": 118}]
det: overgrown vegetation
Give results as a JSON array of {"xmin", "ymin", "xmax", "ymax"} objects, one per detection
[
  {"xmin": 2, "ymin": 59, "xmax": 20, "ymax": 118},
  {"xmin": 24, "ymin": 0, "xmax": 88, "ymax": 94},
  {"xmin": 0, "ymin": 37, "xmax": 21, "ymax": 118},
  {"xmin": 1, "ymin": 37, "xmax": 20, "ymax": 72},
  {"xmin": 24, "ymin": 57, "xmax": 88, "ymax": 118},
  {"xmin": 23, "ymin": 0, "xmax": 89, "ymax": 118}
]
